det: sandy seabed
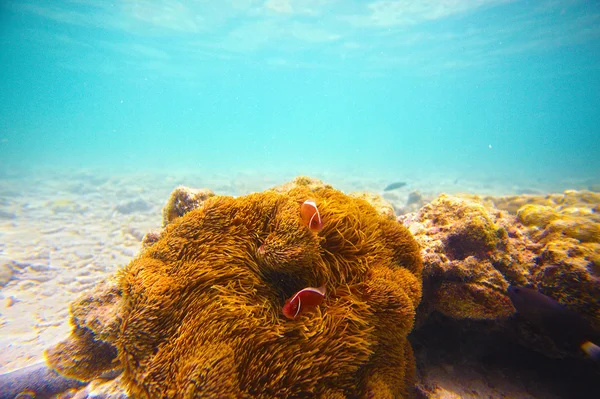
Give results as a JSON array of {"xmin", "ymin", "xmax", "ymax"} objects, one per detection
[{"xmin": 0, "ymin": 167, "xmax": 597, "ymax": 397}]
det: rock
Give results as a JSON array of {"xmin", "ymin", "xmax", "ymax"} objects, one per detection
[
  {"xmin": 115, "ymin": 199, "xmax": 152, "ymax": 215},
  {"xmin": 0, "ymin": 210, "xmax": 16, "ymax": 219},
  {"xmin": 407, "ymin": 191, "xmax": 423, "ymax": 206},
  {"xmin": 161, "ymin": 186, "xmax": 215, "ymax": 226},
  {"xmin": 400, "ymin": 194, "xmax": 523, "ymax": 322},
  {"xmin": 402, "ymin": 190, "xmax": 600, "ymax": 360},
  {"xmin": 125, "ymin": 227, "xmax": 145, "ymax": 241},
  {"xmin": 141, "ymin": 230, "xmax": 161, "ymax": 248},
  {"xmin": 50, "ymin": 199, "xmax": 88, "ymax": 214},
  {"xmin": 588, "ymin": 183, "xmax": 600, "ymax": 193},
  {"xmin": 397, "ymin": 191, "xmax": 434, "ymax": 216},
  {"xmin": 0, "ymin": 362, "xmax": 86, "ymax": 399},
  {"xmin": 0, "ymin": 261, "xmax": 13, "ymax": 287}
]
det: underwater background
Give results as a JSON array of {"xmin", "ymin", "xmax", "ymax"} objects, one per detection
[
  {"xmin": 1, "ymin": 2, "xmax": 600, "ymax": 398},
  {"xmin": 1, "ymin": 0, "xmax": 599, "ymax": 185}
]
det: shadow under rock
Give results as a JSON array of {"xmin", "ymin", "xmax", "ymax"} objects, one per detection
[{"xmin": 409, "ymin": 313, "xmax": 598, "ymax": 399}]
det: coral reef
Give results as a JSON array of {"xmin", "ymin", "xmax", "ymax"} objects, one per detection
[
  {"xmin": 399, "ymin": 194, "xmax": 529, "ymax": 321},
  {"xmin": 494, "ymin": 190, "xmax": 600, "ymax": 332},
  {"xmin": 400, "ymin": 190, "xmax": 600, "ymax": 359},
  {"xmin": 47, "ymin": 177, "xmax": 423, "ymax": 398}
]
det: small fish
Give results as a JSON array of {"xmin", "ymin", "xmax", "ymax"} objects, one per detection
[
  {"xmin": 282, "ymin": 285, "xmax": 326, "ymax": 319},
  {"xmin": 508, "ymin": 285, "xmax": 600, "ymax": 362},
  {"xmin": 300, "ymin": 199, "xmax": 323, "ymax": 232},
  {"xmin": 383, "ymin": 181, "xmax": 407, "ymax": 191}
]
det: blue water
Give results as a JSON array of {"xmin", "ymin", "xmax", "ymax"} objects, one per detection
[{"xmin": 1, "ymin": 0, "xmax": 599, "ymax": 183}]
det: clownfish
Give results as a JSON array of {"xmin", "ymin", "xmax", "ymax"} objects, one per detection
[
  {"xmin": 300, "ymin": 199, "xmax": 323, "ymax": 232},
  {"xmin": 508, "ymin": 286, "xmax": 600, "ymax": 362},
  {"xmin": 282, "ymin": 285, "xmax": 326, "ymax": 319}
]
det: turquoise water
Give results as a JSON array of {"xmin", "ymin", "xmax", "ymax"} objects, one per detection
[{"xmin": 1, "ymin": 0, "xmax": 599, "ymax": 183}]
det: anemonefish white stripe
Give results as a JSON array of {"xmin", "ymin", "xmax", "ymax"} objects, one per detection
[
  {"xmin": 309, "ymin": 209, "xmax": 321, "ymax": 228},
  {"xmin": 304, "ymin": 200, "xmax": 317, "ymax": 208},
  {"xmin": 289, "ymin": 286, "xmax": 326, "ymax": 303},
  {"xmin": 304, "ymin": 286, "xmax": 326, "ymax": 296},
  {"xmin": 294, "ymin": 297, "xmax": 302, "ymax": 318}
]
